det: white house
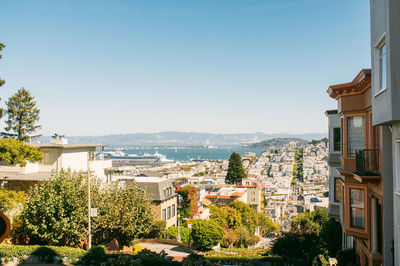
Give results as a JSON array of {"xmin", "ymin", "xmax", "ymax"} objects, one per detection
[{"xmin": 0, "ymin": 135, "xmax": 112, "ymax": 191}]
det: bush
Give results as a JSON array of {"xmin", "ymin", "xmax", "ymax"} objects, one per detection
[
  {"xmin": 0, "ymin": 244, "xmax": 86, "ymax": 264},
  {"xmin": 145, "ymin": 221, "xmax": 166, "ymax": 238},
  {"xmin": 222, "ymin": 231, "xmax": 239, "ymax": 249},
  {"xmin": 190, "ymin": 219, "xmax": 225, "ymax": 251},
  {"xmin": 164, "ymin": 226, "xmax": 190, "ymax": 244},
  {"xmin": 272, "ymin": 231, "xmax": 322, "ymax": 265}
]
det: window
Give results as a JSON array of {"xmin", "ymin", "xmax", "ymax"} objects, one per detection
[
  {"xmin": 172, "ymin": 204, "xmax": 175, "ymax": 217},
  {"xmin": 350, "ymin": 188, "xmax": 365, "ymax": 228},
  {"xmin": 162, "ymin": 209, "xmax": 166, "ymax": 221},
  {"xmin": 167, "ymin": 206, "xmax": 171, "ymax": 219},
  {"xmin": 334, "ymin": 178, "xmax": 341, "ymax": 203},
  {"xmin": 341, "ymin": 118, "xmax": 344, "ymax": 156},
  {"xmin": 347, "ymin": 116, "xmax": 365, "ymax": 156},
  {"xmin": 42, "ymin": 152, "xmax": 52, "ymax": 165},
  {"xmin": 164, "ymin": 189, "xmax": 167, "ymax": 198},
  {"xmin": 333, "ymin": 128, "xmax": 341, "ymax": 152},
  {"xmin": 378, "ymin": 43, "xmax": 386, "ymax": 92}
]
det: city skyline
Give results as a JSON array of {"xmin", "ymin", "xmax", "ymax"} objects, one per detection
[{"xmin": 0, "ymin": 0, "xmax": 370, "ymax": 136}]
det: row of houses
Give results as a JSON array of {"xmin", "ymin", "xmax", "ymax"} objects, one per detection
[{"xmin": 326, "ymin": 0, "xmax": 399, "ymax": 265}]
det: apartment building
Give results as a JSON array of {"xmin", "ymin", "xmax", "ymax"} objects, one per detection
[
  {"xmin": 325, "ymin": 110, "xmax": 355, "ymax": 250},
  {"xmin": 328, "ymin": 69, "xmax": 385, "ymax": 265},
  {"xmin": 133, "ymin": 177, "xmax": 177, "ymax": 228},
  {"xmin": 370, "ymin": 0, "xmax": 399, "ymax": 264},
  {"xmin": 0, "ymin": 135, "xmax": 112, "ymax": 191}
]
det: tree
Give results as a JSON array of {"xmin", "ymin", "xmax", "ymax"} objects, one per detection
[
  {"xmin": 272, "ymin": 231, "xmax": 323, "ymax": 265},
  {"xmin": 225, "ymin": 152, "xmax": 246, "ymax": 184},
  {"xmin": 0, "ymin": 138, "xmax": 42, "ymax": 166},
  {"xmin": 0, "ymin": 188, "xmax": 26, "ymax": 223},
  {"xmin": 190, "ymin": 219, "xmax": 225, "ymax": 251},
  {"xmin": 0, "ymin": 42, "xmax": 5, "ymax": 118},
  {"xmin": 209, "ymin": 205, "xmax": 242, "ymax": 230},
  {"xmin": 175, "ymin": 185, "xmax": 198, "ymax": 218},
  {"xmin": 21, "ymin": 170, "xmax": 88, "ymax": 246},
  {"xmin": 164, "ymin": 226, "xmax": 189, "ymax": 244},
  {"xmin": 228, "ymin": 201, "xmax": 257, "ymax": 235},
  {"xmin": 257, "ymin": 213, "xmax": 280, "ymax": 235},
  {"xmin": 3, "ymin": 88, "xmax": 41, "ymax": 142},
  {"xmin": 96, "ymin": 182, "xmax": 153, "ymax": 247}
]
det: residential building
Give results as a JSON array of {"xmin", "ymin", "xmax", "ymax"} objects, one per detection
[
  {"xmin": 133, "ymin": 176, "xmax": 178, "ymax": 228},
  {"xmin": 0, "ymin": 135, "xmax": 112, "ymax": 191},
  {"xmin": 328, "ymin": 69, "xmax": 384, "ymax": 265},
  {"xmin": 370, "ymin": 0, "xmax": 399, "ymax": 264},
  {"xmin": 326, "ymin": 109, "xmax": 355, "ymax": 250}
]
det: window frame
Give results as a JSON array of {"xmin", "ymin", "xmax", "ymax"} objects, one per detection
[
  {"xmin": 333, "ymin": 127, "xmax": 341, "ymax": 152},
  {"xmin": 162, "ymin": 209, "xmax": 166, "ymax": 221},
  {"xmin": 373, "ymin": 34, "xmax": 387, "ymax": 97},
  {"xmin": 345, "ymin": 114, "xmax": 366, "ymax": 157},
  {"xmin": 334, "ymin": 178, "xmax": 341, "ymax": 203},
  {"xmin": 349, "ymin": 188, "xmax": 366, "ymax": 229}
]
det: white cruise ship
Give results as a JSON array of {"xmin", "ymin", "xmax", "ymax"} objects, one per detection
[{"xmin": 104, "ymin": 151, "xmax": 174, "ymax": 167}]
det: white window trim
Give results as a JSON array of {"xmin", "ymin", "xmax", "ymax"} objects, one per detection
[{"xmin": 374, "ymin": 33, "xmax": 387, "ymax": 97}]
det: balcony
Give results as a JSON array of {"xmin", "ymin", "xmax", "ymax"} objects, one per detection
[{"xmin": 353, "ymin": 150, "xmax": 380, "ymax": 182}]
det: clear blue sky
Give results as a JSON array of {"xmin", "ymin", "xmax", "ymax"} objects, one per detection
[{"xmin": 0, "ymin": 0, "xmax": 371, "ymax": 136}]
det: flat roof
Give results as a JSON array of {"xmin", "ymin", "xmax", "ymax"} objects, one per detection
[
  {"xmin": 32, "ymin": 144, "xmax": 106, "ymax": 149},
  {"xmin": 0, "ymin": 172, "xmax": 52, "ymax": 181},
  {"xmin": 133, "ymin": 176, "xmax": 166, "ymax": 183}
]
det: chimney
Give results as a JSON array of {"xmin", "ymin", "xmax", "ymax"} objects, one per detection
[{"xmin": 50, "ymin": 134, "xmax": 68, "ymax": 145}]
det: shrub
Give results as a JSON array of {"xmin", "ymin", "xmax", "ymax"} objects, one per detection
[
  {"xmin": 222, "ymin": 231, "xmax": 239, "ymax": 249},
  {"xmin": 145, "ymin": 221, "xmax": 166, "ymax": 238},
  {"xmin": 0, "ymin": 244, "xmax": 86, "ymax": 264},
  {"xmin": 164, "ymin": 226, "xmax": 190, "ymax": 244},
  {"xmin": 190, "ymin": 219, "xmax": 225, "ymax": 251},
  {"xmin": 272, "ymin": 231, "xmax": 322, "ymax": 265}
]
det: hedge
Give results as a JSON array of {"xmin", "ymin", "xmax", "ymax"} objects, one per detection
[
  {"xmin": 0, "ymin": 244, "xmax": 178, "ymax": 265},
  {"xmin": 0, "ymin": 244, "xmax": 86, "ymax": 264},
  {"xmin": 183, "ymin": 253, "xmax": 294, "ymax": 266}
]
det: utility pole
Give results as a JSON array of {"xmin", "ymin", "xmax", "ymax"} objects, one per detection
[{"xmin": 87, "ymin": 152, "xmax": 92, "ymax": 250}]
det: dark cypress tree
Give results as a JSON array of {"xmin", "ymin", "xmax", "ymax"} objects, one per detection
[
  {"xmin": 3, "ymin": 88, "xmax": 41, "ymax": 142},
  {"xmin": 226, "ymin": 152, "xmax": 246, "ymax": 184}
]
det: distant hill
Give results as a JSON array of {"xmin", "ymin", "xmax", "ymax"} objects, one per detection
[
  {"xmin": 244, "ymin": 138, "xmax": 310, "ymax": 148},
  {"xmin": 37, "ymin": 132, "xmax": 326, "ymax": 147}
]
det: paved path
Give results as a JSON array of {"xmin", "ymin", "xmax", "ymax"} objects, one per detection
[{"xmin": 138, "ymin": 242, "xmax": 191, "ymax": 261}]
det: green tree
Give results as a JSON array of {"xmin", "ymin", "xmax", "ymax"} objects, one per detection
[
  {"xmin": 225, "ymin": 152, "xmax": 246, "ymax": 184},
  {"xmin": 3, "ymin": 88, "xmax": 41, "ymax": 142},
  {"xmin": 164, "ymin": 226, "xmax": 189, "ymax": 244},
  {"xmin": 291, "ymin": 178, "xmax": 297, "ymax": 186},
  {"xmin": 210, "ymin": 205, "xmax": 242, "ymax": 230},
  {"xmin": 0, "ymin": 188, "xmax": 26, "ymax": 223},
  {"xmin": 0, "ymin": 138, "xmax": 43, "ymax": 166},
  {"xmin": 228, "ymin": 201, "xmax": 257, "ymax": 235},
  {"xmin": 272, "ymin": 231, "xmax": 323, "ymax": 265},
  {"xmin": 21, "ymin": 170, "xmax": 88, "ymax": 246},
  {"xmin": 257, "ymin": 213, "xmax": 280, "ymax": 235},
  {"xmin": 190, "ymin": 219, "xmax": 225, "ymax": 251},
  {"xmin": 96, "ymin": 182, "xmax": 153, "ymax": 246}
]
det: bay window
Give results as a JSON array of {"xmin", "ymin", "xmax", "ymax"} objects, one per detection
[
  {"xmin": 350, "ymin": 188, "xmax": 365, "ymax": 228},
  {"xmin": 347, "ymin": 116, "xmax": 365, "ymax": 156}
]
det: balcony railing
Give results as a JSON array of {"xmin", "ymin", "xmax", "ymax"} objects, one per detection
[{"xmin": 355, "ymin": 149, "xmax": 379, "ymax": 175}]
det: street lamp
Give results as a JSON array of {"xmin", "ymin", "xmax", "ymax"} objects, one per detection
[{"xmin": 177, "ymin": 211, "xmax": 181, "ymax": 242}]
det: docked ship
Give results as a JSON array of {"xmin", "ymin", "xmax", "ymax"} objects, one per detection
[{"xmin": 104, "ymin": 151, "xmax": 174, "ymax": 167}]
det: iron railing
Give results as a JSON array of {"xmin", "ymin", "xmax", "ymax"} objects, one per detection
[{"xmin": 355, "ymin": 149, "xmax": 379, "ymax": 175}]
